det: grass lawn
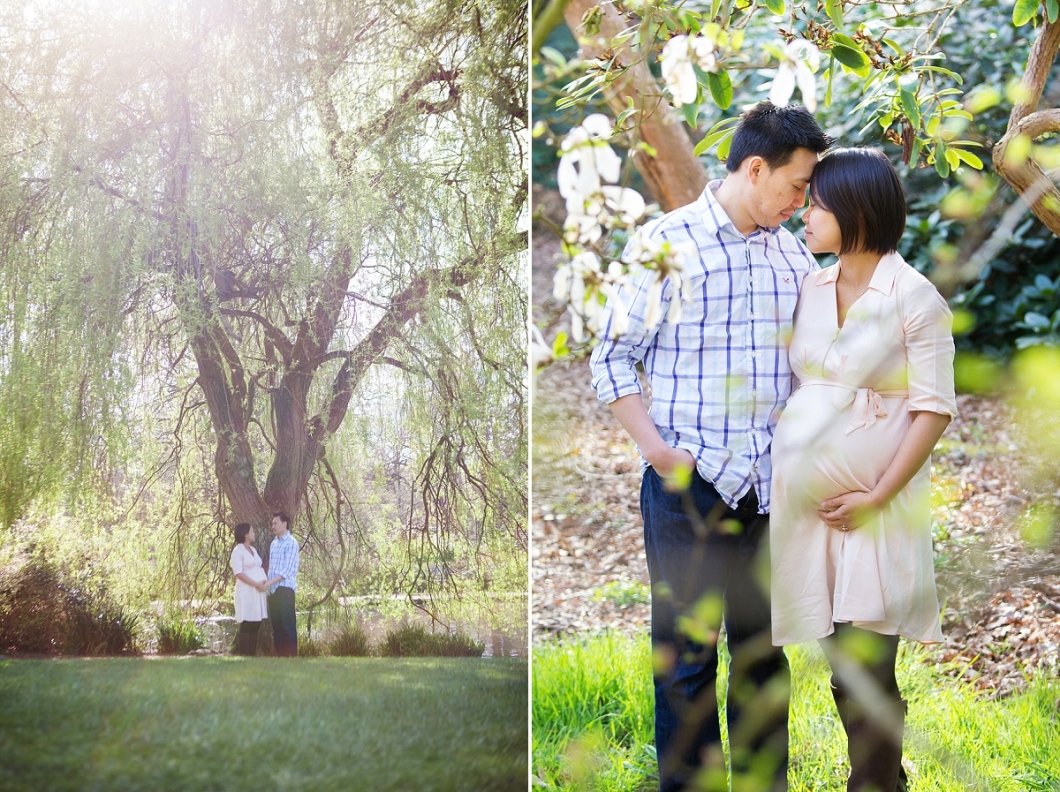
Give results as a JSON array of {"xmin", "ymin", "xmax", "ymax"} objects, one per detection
[
  {"xmin": 532, "ymin": 633, "xmax": 1060, "ymax": 791},
  {"xmin": 0, "ymin": 656, "xmax": 527, "ymax": 792}
]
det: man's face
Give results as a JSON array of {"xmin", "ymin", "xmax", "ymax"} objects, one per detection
[
  {"xmin": 746, "ymin": 147, "xmax": 819, "ymax": 229},
  {"xmin": 271, "ymin": 515, "xmax": 286, "ymax": 537}
]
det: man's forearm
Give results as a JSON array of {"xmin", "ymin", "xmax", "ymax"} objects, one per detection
[{"xmin": 609, "ymin": 393, "xmax": 668, "ymax": 459}]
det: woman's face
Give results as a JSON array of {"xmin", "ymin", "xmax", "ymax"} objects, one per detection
[
  {"xmin": 245, "ymin": 526, "xmax": 256, "ymax": 545},
  {"xmin": 802, "ymin": 197, "xmax": 842, "ymax": 255}
]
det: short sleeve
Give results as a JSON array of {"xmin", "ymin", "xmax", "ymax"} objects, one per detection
[
  {"xmin": 230, "ymin": 545, "xmax": 244, "ymax": 576},
  {"xmin": 902, "ymin": 281, "xmax": 957, "ymax": 418}
]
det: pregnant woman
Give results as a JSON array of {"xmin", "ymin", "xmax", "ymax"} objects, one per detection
[
  {"xmin": 770, "ymin": 147, "xmax": 956, "ymax": 791},
  {"xmin": 230, "ymin": 522, "xmax": 269, "ymax": 656}
]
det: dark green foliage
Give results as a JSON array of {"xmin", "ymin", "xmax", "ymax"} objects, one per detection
[
  {"xmin": 155, "ymin": 612, "xmax": 204, "ymax": 655},
  {"xmin": 0, "ymin": 560, "xmax": 139, "ymax": 656},
  {"xmin": 297, "ymin": 636, "xmax": 324, "ymax": 657},
  {"xmin": 328, "ymin": 621, "xmax": 372, "ymax": 657},
  {"xmin": 381, "ymin": 623, "xmax": 485, "ymax": 657}
]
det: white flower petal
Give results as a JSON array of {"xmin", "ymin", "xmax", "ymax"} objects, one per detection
[
  {"xmin": 582, "ymin": 113, "xmax": 613, "ymax": 139},
  {"xmin": 795, "ymin": 63, "xmax": 817, "ymax": 112},
  {"xmin": 553, "ymin": 266, "xmax": 572, "ymax": 302},
  {"xmin": 769, "ymin": 63, "xmax": 796, "ymax": 107},
  {"xmin": 602, "ymin": 186, "xmax": 647, "ymax": 226}
]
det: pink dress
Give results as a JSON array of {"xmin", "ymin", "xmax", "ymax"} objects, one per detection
[{"xmin": 770, "ymin": 252, "xmax": 956, "ymax": 645}]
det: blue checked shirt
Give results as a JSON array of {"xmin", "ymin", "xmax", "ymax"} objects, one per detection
[
  {"xmin": 590, "ymin": 181, "xmax": 818, "ymax": 512},
  {"xmin": 267, "ymin": 531, "xmax": 299, "ymax": 594}
]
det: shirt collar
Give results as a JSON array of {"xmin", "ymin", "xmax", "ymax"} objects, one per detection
[
  {"xmin": 817, "ymin": 250, "xmax": 905, "ymax": 294},
  {"xmin": 699, "ymin": 180, "xmax": 781, "ymax": 240}
]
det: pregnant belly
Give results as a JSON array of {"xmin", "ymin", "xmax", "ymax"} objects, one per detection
[
  {"xmin": 773, "ymin": 385, "xmax": 910, "ymax": 501},
  {"xmin": 243, "ymin": 567, "xmax": 267, "ymax": 584}
]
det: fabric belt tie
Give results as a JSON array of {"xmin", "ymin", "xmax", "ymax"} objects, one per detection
[{"xmin": 798, "ymin": 378, "xmax": 908, "ymax": 434}]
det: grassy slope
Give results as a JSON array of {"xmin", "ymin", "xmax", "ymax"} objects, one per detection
[
  {"xmin": 0, "ymin": 657, "xmax": 527, "ymax": 792},
  {"xmin": 532, "ymin": 634, "xmax": 1060, "ymax": 791}
]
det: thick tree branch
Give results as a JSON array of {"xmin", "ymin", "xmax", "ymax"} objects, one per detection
[{"xmin": 994, "ymin": 18, "xmax": 1060, "ymax": 235}]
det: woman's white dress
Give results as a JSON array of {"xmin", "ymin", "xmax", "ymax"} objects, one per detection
[
  {"xmin": 770, "ymin": 252, "xmax": 957, "ymax": 646},
  {"xmin": 230, "ymin": 543, "xmax": 268, "ymax": 623}
]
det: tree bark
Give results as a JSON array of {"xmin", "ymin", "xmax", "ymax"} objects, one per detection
[
  {"xmin": 563, "ymin": 0, "xmax": 708, "ymax": 212},
  {"xmin": 993, "ymin": 18, "xmax": 1060, "ymax": 235}
]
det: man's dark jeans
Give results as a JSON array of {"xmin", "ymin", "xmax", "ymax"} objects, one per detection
[
  {"xmin": 641, "ymin": 467, "xmax": 789, "ymax": 792},
  {"xmin": 267, "ymin": 586, "xmax": 298, "ymax": 657}
]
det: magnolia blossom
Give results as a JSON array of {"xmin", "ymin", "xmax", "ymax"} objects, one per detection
[
  {"xmin": 557, "ymin": 114, "xmax": 621, "ymax": 212},
  {"xmin": 769, "ymin": 40, "xmax": 820, "ymax": 112},
  {"xmin": 661, "ymin": 35, "xmax": 719, "ymax": 108},
  {"xmin": 530, "ymin": 324, "xmax": 553, "ymax": 371}
]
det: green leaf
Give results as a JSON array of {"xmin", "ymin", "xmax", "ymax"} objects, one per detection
[
  {"xmin": 711, "ymin": 0, "xmax": 724, "ymax": 19},
  {"xmin": 1024, "ymin": 312, "xmax": 1051, "ymax": 329},
  {"xmin": 706, "ymin": 69, "xmax": 733, "ymax": 110},
  {"xmin": 882, "ymin": 38, "xmax": 903, "ymax": 56},
  {"xmin": 681, "ymin": 101, "xmax": 700, "ymax": 129},
  {"xmin": 831, "ymin": 33, "xmax": 860, "ymax": 50},
  {"xmin": 717, "ymin": 130, "xmax": 735, "ymax": 162},
  {"xmin": 831, "ymin": 44, "xmax": 871, "ymax": 77},
  {"xmin": 764, "ymin": 0, "xmax": 786, "ymax": 15},
  {"xmin": 910, "ymin": 138, "xmax": 923, "ymax": 165},
  {"xmin": 934, "ymin": 142, "xmax": 951, "ymax": 178},
  {"xmin": 900, "ymin": 88, "xmax": 921, "ymax": 130},
  {"xmin": 945, "ymin": 148, "xmax": 961, "ymax": 171},
  {"xmin": 825, "ymin": 0, "xmax": 843, "ymax": 27},
  {"xmin": 952, "ymin": 148, "xmax": 984, "ymax": 169},
  {"xmin": 1013, "ymin": 0, "xmax": 1040, "ymax": 26},
  {"xmin": 552, "ymin": 332, "xmax": 570, "ymax": 358},
  {"xmin": 1050, "ymin": 0, "xmax": 1060, "ymax": 23},
  {"xmin": 694, "ymin": 127, "xmax": 736, "ymax": 157}
]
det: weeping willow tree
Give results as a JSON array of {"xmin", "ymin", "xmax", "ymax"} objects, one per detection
[{"xmin": 0, "ymin": 0, "xmax": 527, "ymax": 608}]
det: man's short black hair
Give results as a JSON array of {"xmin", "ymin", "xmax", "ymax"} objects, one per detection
[
  {"xmin": 273, "ymin": 511, "xmax": 290, "ymax": 528},
  {"xmin": 234, "ymin": 522, "xmax": 252, "ymax": 545},
  {"xmin": 726, "ymin": 101, "xmax": 832, "ymax": 172},
  {"xmin": 809, "ymin": 147, "xmax": 906, "ymax": 255}
]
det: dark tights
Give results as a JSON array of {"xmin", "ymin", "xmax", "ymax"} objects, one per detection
[
  {"xmin": 237, "ymin": 620, "xmax": 261, "ymax": 656},
  {"xmin": 820, "ymin": 623, "xmax": 907, "ymax": 792}
]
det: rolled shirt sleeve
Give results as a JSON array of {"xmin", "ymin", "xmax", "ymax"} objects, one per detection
[
  {"xmin": 903, "ymin": 280, "xmax": 957, "ymax": 418},
  {"xmin": 230, "ymin": 545, "xmax": 244, "ymax": 576}
]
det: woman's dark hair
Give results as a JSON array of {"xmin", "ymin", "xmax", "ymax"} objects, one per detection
[
  {"xmin": 809, "ymin": 147, "xmax": 906, "ymax": 255},
  {"xmin": 234, "ymin": 522, "xmax": 252, "ymax": 545},
  {"xmin": 726, "ymin": 101, "xmax": 832, "ymax": 172}
]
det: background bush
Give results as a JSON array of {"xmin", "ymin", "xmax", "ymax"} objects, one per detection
[
  {"xmin": 0, "ymin": 558, "xmax": 139, "ymax": 656},
  {"xmin": 156, "ymin": 612, "xmax": 204, "ymax": 655},
  {"xmin": 381, "ymin": 623, "xmax": 485, "ymax": 658},
  {"xmin": 328, "ymin": 621, "xmax": 372, "ymax": 657}
]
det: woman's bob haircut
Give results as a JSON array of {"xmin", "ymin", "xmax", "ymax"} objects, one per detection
[
  {"xmin": 809, "ymin": 147, "xmax": 906, "ymax": 256},
  {"xmin": 233, "ymin": 522, "xmax": 252, "ymax": 545}
]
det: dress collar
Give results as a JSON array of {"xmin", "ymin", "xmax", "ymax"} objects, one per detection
[{"xmin": 817, "ymin": 250, "xmax": 905, "ymax": 295}]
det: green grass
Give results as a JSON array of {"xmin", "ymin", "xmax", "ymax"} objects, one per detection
[
  {"xmin": 0, "ymin": 656, "xmax": 527, "ymax": 792},
  {"xmin": 533, "ymin": 633, "xmax": 1060, "ymax": 791}
]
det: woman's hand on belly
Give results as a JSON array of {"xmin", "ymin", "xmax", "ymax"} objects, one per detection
[{"xmin": 818, "ymin": 490, "xmax": 881, "ymax": 533}]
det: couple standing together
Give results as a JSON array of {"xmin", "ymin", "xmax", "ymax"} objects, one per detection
[
  {"xmin": 229, "ymin": 511, "xmax": 301, "ymax": 657},
  {"xmin": 590, "ymin": 102, "xmax": 956, "ymax": 792}
]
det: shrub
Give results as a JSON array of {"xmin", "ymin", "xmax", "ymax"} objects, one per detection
[
  {"xmin": 156, "ymin": 612, "xmax": 204, "ymax": 655},
  {"xmin": 0, "ymin": 559, "xmax": 139, "ymax": 656},
  {"xmin": 298, "ymin": 636, "xmax": 324, "ymax": 657},
  {"xmin": 381, "ymin": 623, "xmax": 484, "ymax": 658},
  {"xmin": 328, "ymin": 622, "xmax": 371, "ymax": 657}
]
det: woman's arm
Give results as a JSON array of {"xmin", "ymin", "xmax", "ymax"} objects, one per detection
[
  {"xmin": 818, "ymin": 411, "xmax": 950, "ymax": 531},
  {"xmin": 234, "ymin": 572, "xmax": 259, "ymax": 586}
]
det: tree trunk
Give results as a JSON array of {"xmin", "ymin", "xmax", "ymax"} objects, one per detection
[
  {"xmin": 993, "ymin": 18, "xmax": 1060, "ymax": 236},
  {"xmin": 563, "ymin": 0, "xmax": 708, "ymax": 211}
]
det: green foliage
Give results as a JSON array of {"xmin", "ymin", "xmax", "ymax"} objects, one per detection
[
  {"xmin": 327, "ymin": 621, "xmax": 372, "ymax": 657},
  {"xmin": 155, "ymin": 612, "xmax": 204, "ymax": 655},
  {"xmin": 0, "ymin": 657, "xmax": 528, "ymax": 791},
  {"xmin": 590, "ymin": 580, "xmax": 651, "ymax": 608},
  {"xmin": 297, "ymin": 636, "xmax": 325, "ymax": 658},
  {"xmin": 381, "ymin": 623, "xmax": 485, "ymax": 657},
  {"xmin": 0, "ymin": 559, "xmax": 139, "ymax": 656}
]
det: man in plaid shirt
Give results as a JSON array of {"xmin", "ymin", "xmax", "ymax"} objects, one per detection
[
  {"xmin": 263, "ymin": 511, "xmax": 300, "ymax": 657},
  {"xmin": 590, "ymin": 102, "xmax": 831, "ymax": 792}
]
